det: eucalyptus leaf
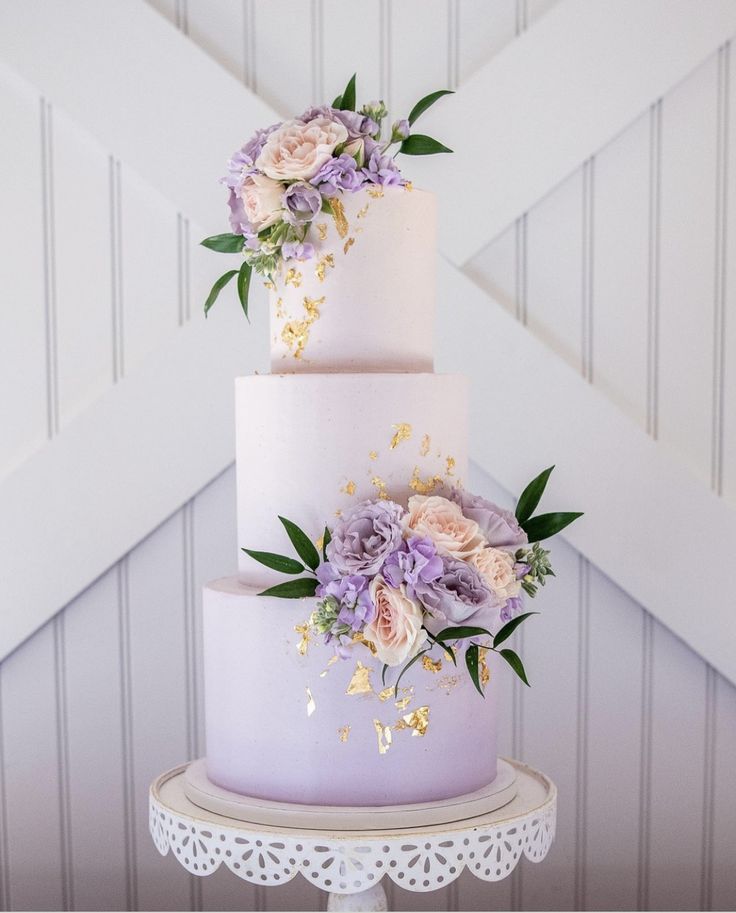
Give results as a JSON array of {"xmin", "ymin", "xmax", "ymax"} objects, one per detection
[
  {"xmin": 258, "ymin": 577, "xmax": 319, "ymax": 599},
  {"xmin": 515, "ymin": 465, "xmax": 555, "ymax": 524},
  {"xmin": 499, "ymin": 648, "xmax": 530, "ymax": 686},
  {"xmin": 338, "ymin": 73, "xmax": 356, "ymax": 111},
  {"xmin": 393, "ymin": 649, "xmax": 429, "ymax": 697},
  {"xmin": 241, "ymin": 548, "xmax": 305, "ymax": 575},
  {"xmin": 408, "ymin": 89, "xmax": 454, "ymax": 125},
  {"xmin": 279, "ymin": 515, "xmax": 320, "ymax": 571},
  {"xmin": 204, "ymin": 269, "xmax": 238, "ymax": 316},
  {"xmin": 465, "ymin": 644, "xmax": 484, "ymax": 697},
  {"xmin": 200, "ymin": 233, "xmax": 246, "ymax": 253},
  {"xmin": 237, "ymin": 261, "xmax": 252, "ymax": 321},
  {"xmin": 399, "ymin": 134, "xmax": 453, "ymax": 156},
  {"xmin": 493, "ymin": 612, "xmax": 539, "ymax": 648},
  {"xmin": 434, "ymin": 625, "xmax": 492, "ymax": 643},
  {"xmin": 522, "ymin": 511, "xmax": 584, "ymax": 542}
]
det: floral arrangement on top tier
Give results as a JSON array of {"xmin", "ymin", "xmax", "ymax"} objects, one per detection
[
  {"xmin": 243, "ymin": 467, "xmax": 582, "ymax": 697},
  {"xmin": 200, "ymin": 74, "xmax": 453, "ymax": 319}
]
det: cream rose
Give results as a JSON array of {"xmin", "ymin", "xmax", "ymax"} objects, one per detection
[
  {"xmin": 471, "ymin": 547, "xmax": 521, "ymax": 602},
  {"xmin": 364, "ymin": 575, "xmax": 428, "ymax": 667},
  {"xmin": 403, "ymin": 495, "xmax": 486, "ymax": 561},
  {"xmin": 256, "ymin": 117, "xmax": 348, "ymax": 181},
  {"xmin": 238, "ymin": 172, "xmax": 283, "ymax": 230}
]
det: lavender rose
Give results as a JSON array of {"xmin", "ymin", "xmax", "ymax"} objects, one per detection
[
  {"xmin": 312, "ymin": 153, "xmax": 362, "ymax": 197},
  {"xmin": 416, "ymin": 555, "xmax": 499, "ymax": 635},
  {"xmin": 449, "ymin": 488, "xmax": 528, "ymax": 549},
  {"xmin": 283, "ymin": 181, "xmax": 323, "ymax": 226},
  {"xmin": 362, "ymin": 147, "xmax": 403, "ymax": 186},
  {"xmin": 383, "ymin": 536, "xmax": 443, "ymax": 598},
  {"xmin": 326, "ymin": 499, "xmax": 404, "ymax": 576}
]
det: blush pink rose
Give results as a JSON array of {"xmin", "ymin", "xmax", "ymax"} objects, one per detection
[
  {"xmin": 403, "ymin": 495, "xmax": 486, "ymax": 561},
  {"xmin": 256, "ymin": 117, "xmax": 348, "ymax": 181},
  {"xmin": 470, "ymin": 547, "xmax": 522, "ymax": 602},
  {"xmin": 364, "ymin": 575, "xmax": 428, "ymax": 667},
  {"xmin": 238, "ymin": 172, "xmax": 283, "ymax": 230}
]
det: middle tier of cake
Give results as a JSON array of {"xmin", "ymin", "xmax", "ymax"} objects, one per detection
[{"xmin": 236, "ymin": 373, "xmax": 468, "ymax": 585}]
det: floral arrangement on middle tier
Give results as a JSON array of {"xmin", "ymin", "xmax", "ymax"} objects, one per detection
[{"xmin": 244, "ymin": 467, "xmax": 582, "ymax": 696}]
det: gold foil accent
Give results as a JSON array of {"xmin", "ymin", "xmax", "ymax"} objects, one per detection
[
  {"xmin": 394, "ymin": 687, "xmax": 414, "ymax": 710},
  {"xmin": 343, "ymin": 237, "xmax": 355, "ymax": 255},
  {"xmin": 356, "ymin": 203, "xmax": 370, "ymax": 218},
  {"xmin": 320, "ymin": 655, "xmax": 339, "ymax": 678},
  {"xmin": 263, "ymin": 280, "xmax": 276, "ymax": 291},
  {"xmin": 341, "ymin": 480, "xmax": 357, "ymax": 496},
  {"xmin": 436, "ymin": 674, "xmax": 460, "ymax": 694},
  {"xmin": 315, "ymin": 534, "xmax": 324, "ymax": 553},
  {"xmin": 422, "ymin": 655, "xmax": 443, "ymax": 674},
  {"xmin": 479, "ymin": 646, "xmax": 491, "ymax": 687},
  {"xmin": 275, "ymin": 297, "xmax": 286, "ymax": 319},
  {"xmin": 371, "ymin": 476, "xmax": 389, "ymax": 500},
  {"xmin": 330, "ymin": 198, "xmax": 349, "ymax": 238},
  {"xmin": 446, "ymin": 456, "xmax": 456, "ymax": 476},
  {"xmin": 294, "ymin": 619, "xmax": 314, "ymax": 656},
  {"xmin": 316, "ymin": 222, "xmax": 328, "ymax": 240},
  {"xmin": 352, "ymin": 631, "xmax": 378, "ymax": 656},
  {"xmin": 315, "ymin": 253, "xmax": 335, "ymax": 282},
  {"xmin": 369, "ymin": 450, "xmax": 378, "ymax": 461},
  {"xmin": 281, "ymin": 295, "xmax": 324, "ymax": 359},
  {"xmin": 404, "ymin": 181, "xmax": 414, "ymax": 192},
  {"xmin": 390, "ymin": 423, "xmax": 412, "ymax": 449},
  {"xmin": 394, "ymin": 705, "xmax": 430, "ymax": 737},
  {"xmin": 306, "ymin": 686, "xmax": 316, "ymax": 717},
  {"xmin": 409, "ymin": 466, "xmax": 444, "ymax": 495},
  {"xmin": 335, "ymin": 509, "xmax": 343, "ymax": 517},
  {"xmin": 420, "ymin": 434, "xmax": 431, "ymax": 457},
  {"xmin": 338, "ymin": 725, "xmax": 351, "ymax": 743},
  {"xmin": 378, "ymin": 686, "xmax": 394, "ymax": 702},
  {"xmin": 284, "ymin": 267, "xmax": 302, "ymax": 288},
  {"xmin": 367, "ymin": 186, "xmax": 384, "ymax": 199},
  {"xmin": 373, "ymin": 719, "xmax": 393, "ymax": 754},
  {"xmin": 346, "ymin": 661, "xmax": 374, "ymax": 696}
]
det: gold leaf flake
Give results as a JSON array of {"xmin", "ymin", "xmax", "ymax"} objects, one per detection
[
  {"xmin": 356, "ymin": 203, "xmax": 370, "ymax": 218},
  {"xmin": 346, "ymin": 661, "xmax": 374, "ymax": 696},
  {"xmin": 316, "ymin": 222, "xmax": 328, "ymax": 240},
  {"xmin": 371, "ymin": 476, "xmax": 389, "ymax": 500},
  {"xmin": 390, "ymin": 422, "xmax": 412, "ymax": 449},
  {"xmin": 335, "ymin": 509, "xmax": 343, "ymax": 517},
  {"xmin": 420, "ymin": 434, "xmax": 431, "ymax": 457},
  {"xmin": 369, "ymin": 450, "xmax": 378, "ymax": 461},
  {"xmin": 373, "ymin": 719, "xmax": 393, "ymax": 754},
  {"xmin": 330, "ymin": 198, "xmax": 349, "ymax": 238},
  {"xmin": 294, "ymin": 620, "xmax": 314, "ymax": 657},
  {"xmin": 351, "ymin": 631, "xmax": 378, "ymax": 656},
  {"xmin": 343, "ymin": 237, "xmax": 355, "ymax": 255},
  {"xmin": 422, "ymin": 655, "xmax": 443, "ymax": 674},
  {"xmin": 338, "ymin": 725, "xmax": 351, "ymax": 743},
  {"xmin": 275, "ymin": 297, "xmax": 286, "ymax": 319},
  {"xmin": 341, "ymin": 480, "xmax": 357, "ymax": 496},
  {"xmin": 378, "ymin": 686, "xmax": 394, "ymax": 702},
  {"xmin": 394, "ymin": 705, "xmax": 430, "ymax": 737},
  {"xmin": 436, "ymin": 674, "xmax": 460, "ymax": 694},
  {"xmin": 394, "ymin": 687, "xmax": 414, "ymax": 710},
  {"xmin": 367, "ymin": 186, "xmax": 384, "ymax": 199},
  {"xmin": 281, "ymin": 295, "xmax": 325, "ymax": 359},
  {"xmin": 404, "ymin": 181, "xmax": 414, "ymax": 192},
  {"xmin": 319, "ymin": 655, "xmax": 339, "ymax": 678},
  {"xmin": 284, "ymin": 268, "xmax": 302, "ymax": 288},
  {"xmin": 446, "ymin": 456, "xmax": 456, "ymax": 476},
  {"xmin": 315, "ymin": 534, "xmax": 324, "ymax": 553},
  {"xmin": 306, "ymin": 686, "xmax": 316, "ymax": 717},
  {"xmin": 409, "ymin": 466, "xmax": 444, "ymax": 495},
  {"xmin": 479, "ymin": 646, "xmax": 491, "ymax": 687},
  {"xmin": 315, "ymin": 253, "xmax": 335, "ymax": 282},
  {"xmin": 263, "ymin": 280, "xmax": 276, "ymax": 291}
]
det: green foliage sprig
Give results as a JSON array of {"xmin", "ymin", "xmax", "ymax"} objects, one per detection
[{"xmin": 242, "ymin": 516, "xmax": 320, "ymax": 597}]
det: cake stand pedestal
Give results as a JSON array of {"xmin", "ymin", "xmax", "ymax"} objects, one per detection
[{"xmin": 149, "ymin": 759, "xmax": 556, "ymax": 912}]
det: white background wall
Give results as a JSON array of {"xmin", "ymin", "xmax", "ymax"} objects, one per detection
[{"xmin": 1, "ymin": 1, "xmax": 735, "ymax": 911}]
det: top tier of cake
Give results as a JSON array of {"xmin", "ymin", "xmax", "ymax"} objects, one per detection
[{"xmin": 268, "ymin": 185, "xmax": 435, "ymax": 373}]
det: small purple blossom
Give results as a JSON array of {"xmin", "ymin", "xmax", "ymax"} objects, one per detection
[
  {"xmin": 327, "ymin": 500, "xmax": 405, "ymax": 576},
  {"xmin": 501, "ymin": 595, "xmax": 523, "ymax": 624},
  {"xmin": 416, "ymin": 555, "xmax": 498, "ymax": 635},
  {"xmin": 391, "ymin": 118, "xmax": 410, "ymax": 141},
  {"xmin": 333, "ymin": 109, "xmax": 378, "ymax": 140},
  {"xmin": 362, "ymin": 148, "xmax": 403, "ymax": 187},
  {"xmin": 315, "ymin": 563, "xmax": 375, "ymax": 633},
  {"xmin": 449, "ymin": 487, "xmax": 528, "ymax": 549},
  {"xmin": 282, "ymin": 240, "xmax": 316, "ymax": 261},
  {"xmin": 283, "ymin": 182, "xmax": 323, "ymax": 226},
  {"xmin": 223, "ymin": 122, "xmax": 281, "ymax": 189},
  {"xmin": 312, "ymin": 153, "xmax": 362, "ymax": 197},
  {"xmin": 383, "ymin": 537, "xmax": 443, "ymax": 598}
]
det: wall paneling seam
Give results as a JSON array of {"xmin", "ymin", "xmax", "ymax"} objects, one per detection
[
  {"xmin": 0, "ymin": 670, "xmax": 8, "ymax": 912},
  {"xmin": 310, "ymin": 0, "xmax": 324, "ymax": 104},
  {"xmin": 117, "ymin": 559, "xmax": 138, "ymax": 911},
  {"xmin": 700, "ymin": 666, "xmax": 717, "ymax": 911},
  {"xmin": 379, "ymin": 0, "xmax": 392, "ymax": 113},
  {"xmin": 177, "ymin": 213, "xmax": 191, "ymax": 327},
  {"xmin": 574, "ymin": 557, "xmax": 590, "ymax": 911},
  {"xmin": 243, "ymin": 0, "xmax": 256, "ymax": 91},
  {"xmin": 53, "ymin": 614, "xmax": 74, "ymax": 911},
  {"xmin": 637, "ymin": 614, "xmax": 654, "ymax": 910},
  {"xmin": 40, "ymin": 97, "xmax": 59, "ymax": 438}
]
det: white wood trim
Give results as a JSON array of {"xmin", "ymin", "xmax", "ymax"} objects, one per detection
[{"xmin": 436, "ymin": 259, "xmax": 736, "ymax": 684}]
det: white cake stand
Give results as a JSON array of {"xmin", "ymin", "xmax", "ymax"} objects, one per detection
[{"xmin": 149, "ymin": 758, "xmax": 556, "ymax": 912}]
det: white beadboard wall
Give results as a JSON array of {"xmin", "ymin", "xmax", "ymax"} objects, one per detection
[{"xmin": 1, "ymin": 2, "xmax": 735, "ymax": 911}]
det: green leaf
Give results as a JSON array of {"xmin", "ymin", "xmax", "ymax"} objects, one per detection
[
  {"xmin": 493, "ymin": 612, "xmax": 539, "ymax": 648},
  {"xmin": 408, "ymin": 89, "xmax": 454, "ymax": 125},
  {"xmin": 499, "ymin": 648, "xmax": 530, "ymax": 686},
  {"xmin": 393, "ymin": 649, "xmax": 429, "ymax": 697},
  {"xmin": 434, "ymin": 625, "xmax": 492, "ymax": 643},
  {"xmin": 279, "ymin": 516, "xmax": 320, "ymax": 571},
  {"xmin": 237, "ymin": 261, "xmax": 252, "ymax": 321},
  {"xmin": 338, "ymin": 73, "xmax": 356, "ymax": 111},
  {"xmin": 200, "ymin": 233, "xmax": 246, "ymax": 253},
  {"xmin": 322, "ymin": 526, "xmax": 332, "ymax": 562},
  {"xmin": 258, "ymin": 577, "xmax": 319, "ymax": 599},
  {"xmin": 515, "ymin": 465, "xmax": 555, "ymax": 524},
  {"xmin": 465, "ymin": 644, "xmax": 485, "ymax": 697},
  {"xmin": 241, "ymin": 548, "xmax": 305, "ymax": 575},
  {"xmin": 204, "ymin": 269, "xmax": 238, "ymax": 317},
  {"xmin": 399, "ymin": 134, "xmax": 453, "ymax": 156},
  {"xmin": 332, "ymin": 94, "xmax": 343, "ymax": 108},
  {"xmin": 522, "ymin": 511, "xmax": 584, "ymax": 542}
]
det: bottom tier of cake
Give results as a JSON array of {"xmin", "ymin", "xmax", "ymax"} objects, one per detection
[{"xmin": 203, "ymin": 576, "xmax": 499, "ymax": 807}]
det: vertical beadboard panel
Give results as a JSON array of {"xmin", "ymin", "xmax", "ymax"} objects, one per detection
[
  {"xmin": 583, "ymin": 569, "xmax": 644, "ymax": 911},
  {"xmin": 127, "ymin": 513, "xmax": 193, "ymax": 912},
  {"xmin": 711, "ymin": 675, "xmax": 736, "ymax": 910},
  {"xmin": 457, "ymin": 0, "xmax": 516, "ymax": 83},
  {"xmin": 0, "ymin": 67, "xmax": 47, "ymax": 474},
  {"xmin": 53, "ymin": 107, "xmax": 114, "ymax": 425},
  {"xmin": 525, "ymin": 170, "xmax": 585, "ymax": 372},
  {"xmin": 465, "ymin": 225, "xmax": 519, "ymax": 319},
  {"xmin": 592, "ymin": 110, "xmax": 650, "ymax": 428},
  {"xmin": 658, "ymin": 53, "xmax": 718, "ymax": 483},
  {"xmin": 721, "ymin": 41, "xmax": 735, "ymax": 503},
  {"xmin": 645, "ymin": 621, "xmax": 708, "ymax": 910},
  {"xmin": 253, "ymin": 1, "xmax": 314, "ymax": 113},
  {"xmin": 187, "ymin": 0, "xmax": 246, "ymax": 83},
  {"xmin": 388, "ymin": 0, "xmax": 448, "ymax": 117},
  {"xmin": 0, "ymin": 624, "xmax": 65, "ymax": 911},
  {"xmin": 322, "ymin": 1, "xmax": 382, "ymax": 106},
  {"xmin": 62, "ymin": 569, "xmax": 129, "ymax": 911}
]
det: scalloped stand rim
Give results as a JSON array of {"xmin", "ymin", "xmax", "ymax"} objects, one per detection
[{"xmin": 182, "ymin": 757, "xmax": 518, "ymax": 830}]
